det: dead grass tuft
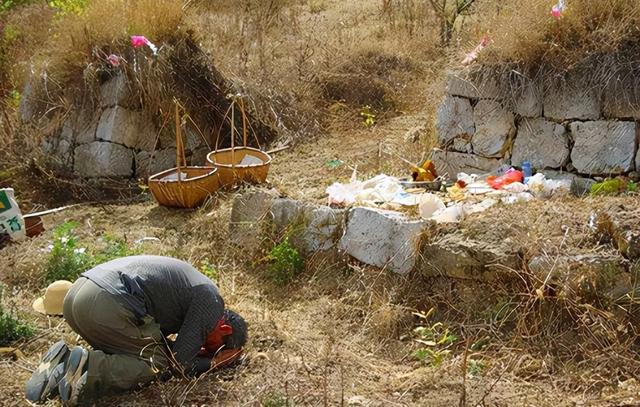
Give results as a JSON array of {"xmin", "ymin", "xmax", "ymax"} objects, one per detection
[{"xmin": 465, "ymin": 0, "xmax": 640, "ymax": 99}]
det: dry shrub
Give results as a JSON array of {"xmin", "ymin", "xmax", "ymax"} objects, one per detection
[
  {"xmin": 39, "ymin": 0, "xmax": 181, "ymax": 83},
  {"xmin": 471, "ymin": 0, "xmax": 640, "ymax": 86}
]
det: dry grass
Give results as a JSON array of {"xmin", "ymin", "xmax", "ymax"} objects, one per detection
[{"xmin": 463, "ymin": 0, "xmax": 640, "ymax": 96}]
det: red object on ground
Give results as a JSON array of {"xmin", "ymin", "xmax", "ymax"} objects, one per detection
[{"xmin": 486, "ymin": 169, "xmax": 523, "ymax": 189}]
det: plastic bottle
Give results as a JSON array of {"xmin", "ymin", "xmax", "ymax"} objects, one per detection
[{"xmin": 522, "ymin": 161, "xmax": 533, "ymax": 184}]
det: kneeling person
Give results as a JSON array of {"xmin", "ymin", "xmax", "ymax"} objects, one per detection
[{"xmin": 26, "ymin": 255, "xmax": 247, "ymax": 406}]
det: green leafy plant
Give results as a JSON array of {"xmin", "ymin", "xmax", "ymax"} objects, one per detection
[
  {"xmin": 468, "ymin": 359, "xmax": 485, "ymax": 377},
  {"xmin": 0, "ymin": 285, "xmax": 35, "ymax": 346},
  {"xmin": 360, "ymin": 105, "xmax": 376, "ymax": 127},
  {"xmin": 91, "ymin": 233, "xmax": 140, "ymax": 265},
  {"xmin": 45, "ymin": 224, "xmax": 140, "ymax": 283},
  {"xmin": 199, "ymin": 259, "xmax": 219, "ymax": 282},
  {"xmin": 412, "ymin": 308, "xmax": 457, "ymax": 367},
  {"xmin": 0, "ymin": 0, "xmax": 32, "ymax": 13},
  {"xmin": 44, "ymin": 221, "xmax": 91, "ymax": 283},
  {"xmin": 48, "ymin": 0, "xmax": 88, "ymax": 15},
  {"xmin": 265, "ymin": 238, "xmax": 304, "ymax": 285},
  {"xmin": 262, "ymin": 393, "xmax": 287, "ymax": 407}
]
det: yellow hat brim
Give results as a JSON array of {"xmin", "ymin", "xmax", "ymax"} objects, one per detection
[{"xmin": 32, "ymin": 297, "xmax": 46, "ymax": 315}]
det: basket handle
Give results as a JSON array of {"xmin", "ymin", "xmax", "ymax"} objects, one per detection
[
  {"xmin": 174, "ymin": 101, "xmax": 187, "ymax": 182},
  {"xmin": 230, "ymin": 100, "xmax": 235, "ymax": 170}
]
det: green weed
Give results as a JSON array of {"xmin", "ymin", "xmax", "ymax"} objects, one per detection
[
  {"xmin": 360, "ymin": 105, "xmax": 376, "ymax": 127},
  {"xmin": 92, "ymin": 233, "xmax": 141, "ymax": 265},
  {"xmin": 44, "ymin": 221, "xmax": 92, "ymax": 283},
  {"xmin": 48, "ymin": 0, "xmax": 88, "ymax": 15},
  {"xmin": 261, "ymin": 393, "xmax": 287, "ymax": 407},
  {"xmin": 44, "ymin": 222, "xmax": 140, "ymax": 283},
  {"xmin": 0, "ymin": 285, "xmax": 35, "ymax": 346},
  {"xmin": 199, "ymin": 259, "xmax": 219, "ymax": 282},
  {"xmin": 468, "ymin": 359, "xmax": 485, "ymax": 377},
  {"xmin": 265, "ymin": 238, "xmax": 304, "ymax": 286},
  {"xmin": 412, "ymin": 308, "xmax": 457, "ymax": 367}
]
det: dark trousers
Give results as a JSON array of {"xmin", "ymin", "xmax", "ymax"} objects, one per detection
[{"xmin": 63, "ymin": 277, "xmax": 170, "ymax": 398}]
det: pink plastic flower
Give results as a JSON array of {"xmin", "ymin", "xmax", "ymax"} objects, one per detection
[
  {"xmin": 131, "ymin": 35, "xmax": 148, "ymax": 48},
  {"xmin": 551, "ymin": 5, "xmax": 563, "ymax": 19},
  {"xmin": 107, "ymin": 54, "xmax": 121, "ymax": 67}
]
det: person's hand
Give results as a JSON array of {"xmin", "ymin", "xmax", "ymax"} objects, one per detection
[{"xmin": 212, "ymin": 348, "xmax": 243, "ymax": 369}]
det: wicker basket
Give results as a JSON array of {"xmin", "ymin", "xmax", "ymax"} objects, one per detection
[
  {"xmin": 149, "ymin": 166, "xmax": 220, "ymax": 208},
  {"xmin": 206, "ymin": 147, "xmax": 272, "ymax": 186},
  {"xmin": 149, "ymin": 102, "xmax": 220, "ymax": 208}
]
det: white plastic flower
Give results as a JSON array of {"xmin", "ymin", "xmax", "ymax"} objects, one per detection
[{"xmin": 73, "ymin": 247, "xmax": 86, "ymax": 254}]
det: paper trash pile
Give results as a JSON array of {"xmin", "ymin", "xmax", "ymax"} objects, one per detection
[{"xmin": 326, "ymin": 169, "xmax": 571, "ymax": 224}]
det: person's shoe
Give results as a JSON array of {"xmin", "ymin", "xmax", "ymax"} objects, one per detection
[
  {"xmin": 25, "ymin": 340, "xmax": 70, "ymax": 402},
  {"xmin": 45, "ymin": 362, "xmax": 65, "ymax": 398},
  {"xmin": 58, "ymin": 346, "xmax": 88, "ymax": 406}
]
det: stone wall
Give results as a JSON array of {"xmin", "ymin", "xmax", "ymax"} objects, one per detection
[
  {"xmin": 432, "ymin": 71, "xmax": 640, "ymax": 181},
  {"xmin": 39, "ymin": 73, "xmax": 209, "ymax": 179}
]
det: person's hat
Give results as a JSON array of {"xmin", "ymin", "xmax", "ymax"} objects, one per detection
[{"xmin": 32, "ymin": 280, "xmax": 73, "ymax": 316}]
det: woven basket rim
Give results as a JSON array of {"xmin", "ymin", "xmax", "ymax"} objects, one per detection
[
  {"xmin": 148, "ymin": 166, "xmax": 218, "ymax": 183},
  {"xmin": 206, "ymin": 146, "xmax": 273, "ymax": 168}
]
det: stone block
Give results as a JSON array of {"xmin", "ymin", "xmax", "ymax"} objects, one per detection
[
  {"xmin": 544, "ymin": 84, "xmax": 601, "ymax": 121},
  {"xmin": 339, "ymin": 207, "xmax": 427, "ymax": 274},
  {"xmin": 472, "ymin": 100, "xmax": 515, "ymax": 158},
  {"xmin": 512, "ymin": 118, "xmax": 569, "ymax": 169},
  {"xmin": 436, "ymin": 96, "xmax": 475, "ymax": 148},
  {"xmin": 570, "ymin": 121, "xmax": 636, "ymax": 174},
  {"xmin": 421, "ymin": 235, "xmax": 521, "ymax": 280},
  {"xmin": 191, "ymin": 147, "xmax": 210, "ymax": 166},
  {"xmin": 230, "ymin": 189, "xmax": 279, "ymax": 251},
  {"xmin": 303, "ymin": 205, "xmax": 346, "ymax": 253},
  {"xmin": 445, "ymin": 70, "xmax": 501, "ymax": 99},
  {"xmin": 603, "ymin": 76, "xmax": 640, "ymax": 120},
  {"xmin": 136, "ymin": 149, "xmax": 177, "ymax": 177},
  {"xmin": 431, "ymin": 149, "xmax": 503, "ymax": 178},
  {"xmin": 99, "ymin": 73, "xmax": 136, "ymax": 108},
  {"xmin": 271, "ymin": 198, "xmax": 305, "ymax": 234},
  {"xmin": 513, "ymin": 83, "xmax": 543, "ymax": 117},
  {"xmin": 96, "ymin": 107, "xmax": 156, "ymax": 151},
  {"xmin": 74, "ymin": 142, "xmax": 134, "ymax": 178}
]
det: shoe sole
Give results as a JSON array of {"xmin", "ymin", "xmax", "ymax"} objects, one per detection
[
  {"xmin": 59, "ymin": 347, "xmax": 88, "ymax": 405},
  {"xmin": 25, "ymin": 340, "xmax": 69, "ymax": 402}
]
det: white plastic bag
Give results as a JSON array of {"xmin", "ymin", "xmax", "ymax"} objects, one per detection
[
  {"xmin": 0, "ymin": 188, "xmax": 26, "ymax": 242},
  {"xmin": 418, "ymin": 194, "xmax": 446, "ymax": 219}
]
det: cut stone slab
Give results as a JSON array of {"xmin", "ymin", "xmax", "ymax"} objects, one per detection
[
  {"xmin": 230, "ymin": 189, "xmax": 279, "ymax": 251},
  {"xmin": 136, "ymin": 149, "xmax": 177, "ymax": 177},
  {"xmin": 99, "ymin": 73, "xmax": 135, "ymax": 108},
  {"xmin": 271, "ymin": 198, "xmax": 305, "ymax": 234},
  {"xmin": 528, "ymin": 253, "xmax": 629, "ymax": 301},
  {"xmin": 544, "ymin": 84, "xmax": 601, "ymax": 121},
  {"xmin": 303, "ymin": 205, "xmax": 346, "ymax": 253},
  {"xmin": 445, "ymin": 71, "xmax": 501, "ymax": 99},
  {"xmin": 271, "ymin": 199, "xmax": 346, "ymax": 255},
  {"xmin": 436, "ymin": 96, "xmax": 475, "ymax": 148},
  {"xmin": 339, "ymin": 207, "xmax": 427, "ymax": 274},
  {"xmin": 74, "ymin": 142, "xmax": 134, "ymax": 178},
  {"xmin": 512, "ymin": 118, "xmax": 569, "ymax": 169},
  {"xmin": 421, "ymin": 235, "xmax": 521, "ymax": 280},
  {"xmin": 570, "ymin": 121, "xmax": 636, "ymax": 174},
  {"xmin": 431, "ymin": 149, "xmax": 503, "ymax": 178},
  {"xmin": 513, "ymin": 83, "xmax": 543, "ymax": 117},
  {"xmin": 96, "ymin": 107, "xmax": 156, "ymax": 151},
  {"xmin": 472, "ymin": 100, "xmax": 515, "ymax": 158},
  {"xmin": 603, "ymin": 76, "xmax": 640, "ymax": 120}
]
